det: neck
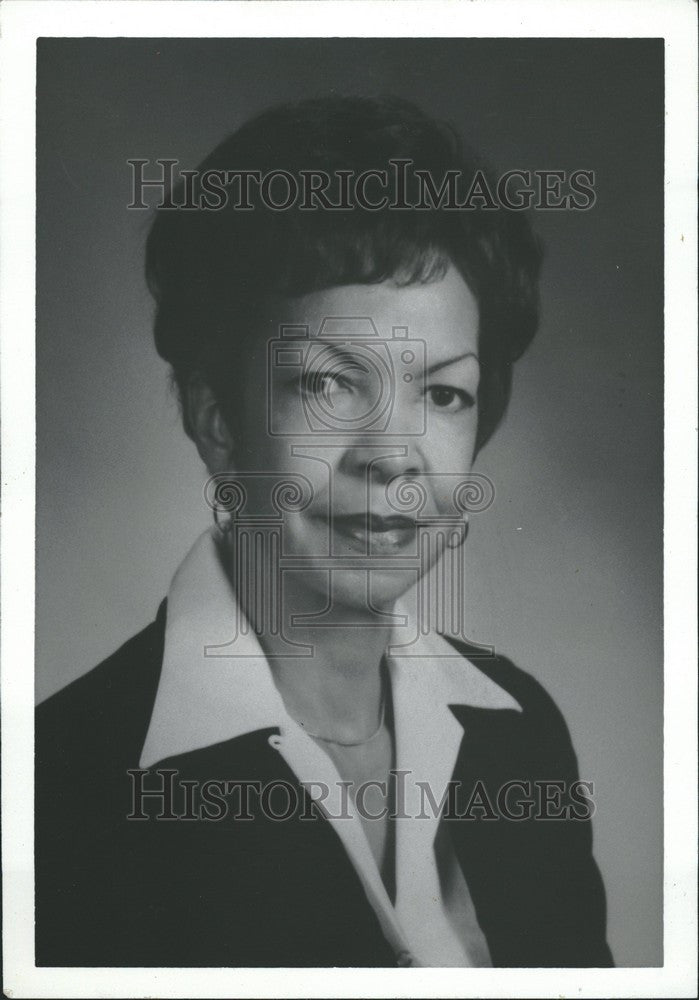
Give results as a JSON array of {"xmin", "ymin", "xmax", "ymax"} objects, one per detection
[{"xmin": 238, "ymin": 563, "xmax": 394, "ymax": 742}]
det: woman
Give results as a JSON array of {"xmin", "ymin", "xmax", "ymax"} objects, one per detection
[{"xmin": 36, "ymin": 96, "xmax": 613, "ymax": 968}]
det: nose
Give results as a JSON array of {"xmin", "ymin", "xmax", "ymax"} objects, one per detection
[{"xmin": 338, "ymin": 439, "xmax": 425, "ymax": 484}]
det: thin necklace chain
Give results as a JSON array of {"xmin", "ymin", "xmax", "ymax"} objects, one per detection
[{"xmin": 296, "ymin": 673, "xmax": 387, "ymax": 748}]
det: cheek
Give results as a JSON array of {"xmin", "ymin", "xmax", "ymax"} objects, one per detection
[
  {"xmin": 428, "ymin": 418, "xmax": 477, "ymax": 468},
  {"xmin": 425, "ymin": 426, "xmax": 478, "ymax": 515}
]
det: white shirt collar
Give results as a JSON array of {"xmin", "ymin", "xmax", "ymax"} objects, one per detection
[{"xmin": 140, "ymin": 528, "xmax": 521, "ymax": 768}]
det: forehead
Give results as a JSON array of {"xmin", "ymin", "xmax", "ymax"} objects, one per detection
[{"xmin": 271, "ymin": 266, "xmax": 479, "ymax": 356}]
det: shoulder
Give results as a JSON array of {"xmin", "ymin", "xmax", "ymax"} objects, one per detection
[
  {"xmin": 36, "ymin": 601, "xmax": 167, "ymax": 768},
  {"xmin": 447, "ymin": 634, "xmax": 569, "ymax": 723},
  {"xmin": 443, "ymin": 634, "xmax": 580, "ymax": 774}
]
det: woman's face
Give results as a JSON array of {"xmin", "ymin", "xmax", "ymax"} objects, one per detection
[{"xmin": 233, "ymin": 264, "xmax": 481, "ymax": 612}]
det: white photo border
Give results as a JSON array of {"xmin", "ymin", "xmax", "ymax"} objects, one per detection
[{"xmin": 1, "ymin": 1, "xmax": 697, "ymax": 997}]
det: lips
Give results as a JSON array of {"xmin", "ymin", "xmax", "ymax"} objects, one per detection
[{"xmin": 328, "ymin": 512, "xmax": 417, "ymax": 552}]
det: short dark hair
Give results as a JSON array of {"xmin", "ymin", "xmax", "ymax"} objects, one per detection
[{"xmin": 145, "ymin": 95, "xmax": 543, "ymax": 451}]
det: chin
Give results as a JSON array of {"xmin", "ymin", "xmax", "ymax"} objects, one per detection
[{"xmin": 305, "ymin": 566, "xmax": 417, "ymax": 618}]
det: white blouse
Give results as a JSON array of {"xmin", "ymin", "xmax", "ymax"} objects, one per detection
[{"xmin": 140, "ymin": 529, "xmax": 522, "ymax": 967}]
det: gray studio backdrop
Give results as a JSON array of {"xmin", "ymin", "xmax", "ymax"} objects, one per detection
[{"xmin": 36, "ymin": 38, "xmax": 663, "ymax": 967}]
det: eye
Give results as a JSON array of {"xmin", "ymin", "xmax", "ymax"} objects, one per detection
[
  {"xmin": 303, "ymin": 369, "xmax": 345, "ymax": 394},
  {"xmin": 301, "ymin": 368, "xmax": 355, "ymax": 408},
  {"xmin": 427, "ymin": 385, "xmax": 476, "ymax": 413},
  {"xmin": 301, "ymin": 357, "xmax": 370, "ymax": 404}
]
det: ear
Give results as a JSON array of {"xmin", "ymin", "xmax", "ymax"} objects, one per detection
[{"xmin": 185, "ymin": 376, "xmax": 236, "ymax": 474}]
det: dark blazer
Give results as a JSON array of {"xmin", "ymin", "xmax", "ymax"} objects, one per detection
[{"xmin": 36, "ymin": 600, "xmax": 613, "ymax": 968}]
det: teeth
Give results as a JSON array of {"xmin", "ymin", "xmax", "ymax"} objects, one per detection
[
  {"xmin": 350, "ymin": 527, "xmax": 401, "ymax": 540},
  {"xmin": 327, "ymin": 515, "xmax": 415, "ymax": 550},
  {"xmin": 341, "ymin": 524, "xmax": 412, "ymax": 551}
]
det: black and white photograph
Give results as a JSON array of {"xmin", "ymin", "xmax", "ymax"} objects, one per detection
[{"xmin": 1, "ymin": 1, "xmax": 697, "ymax": 997}]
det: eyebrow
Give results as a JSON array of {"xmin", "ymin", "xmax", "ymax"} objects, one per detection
[
  {"xmin": 425, "ymin": 352, "xmax": 479, "ymax": 376},
  {"xmin": 310, "ymin": 340, "xmax": 479, "ymax": 376}
]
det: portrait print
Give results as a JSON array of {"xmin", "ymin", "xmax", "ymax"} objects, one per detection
[{"xmin": 1, "ymin": 10, "xmax": 687, "ymax": 996}]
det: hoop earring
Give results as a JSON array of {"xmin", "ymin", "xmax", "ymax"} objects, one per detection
[
  {"xmin": 213, "ymin": 507, "xmax": 233, "ymax": 536},
  {"xmin": 446, "ymin": 518, "xmax": 469, "ymax": 549}
]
